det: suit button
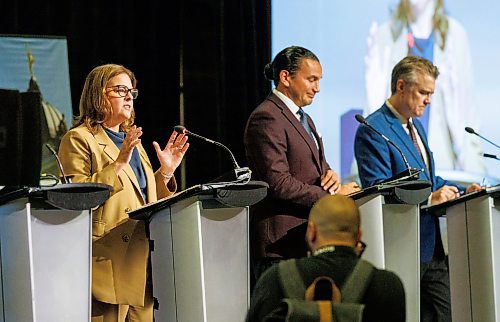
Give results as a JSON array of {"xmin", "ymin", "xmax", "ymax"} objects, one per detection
[
  {"xmin": 124, "ymin": 207, "xmax": 131, "ymax": 212},
  {"xmin": 122, "ymin": 234, "xmax": 130, "ymax": 242}
]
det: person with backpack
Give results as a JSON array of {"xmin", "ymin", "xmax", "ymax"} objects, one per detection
[{"xmin": 245, "ymin": 194, "xmax": 405, "ymax": 322}]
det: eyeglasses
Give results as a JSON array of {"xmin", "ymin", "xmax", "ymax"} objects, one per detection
[{"xmin": 106, "ymin": 85, "xmax": 139, "ymax": 99}]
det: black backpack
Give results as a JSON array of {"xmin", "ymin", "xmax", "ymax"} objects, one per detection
[{"xmin": 264, "ymin": 258, "xmax": 375, "ymax": 322}]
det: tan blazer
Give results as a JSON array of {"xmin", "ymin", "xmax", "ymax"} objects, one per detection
[{"xmin": 58, "ymin": 124, "xmax": 176, "ymax": 306}]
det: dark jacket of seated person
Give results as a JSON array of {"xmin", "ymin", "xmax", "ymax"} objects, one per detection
[{"xmin": 246, "ymin": 195, "xmax": 406, "ymax": 322}]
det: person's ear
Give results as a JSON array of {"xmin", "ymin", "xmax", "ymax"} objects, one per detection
[
  {"xmin": 306, "ymin": 221, "xmax": 317, "ymax": 244},
  {"xmin": 396, "ymin": 79, "xmax": 406, "ymax": 92},
  {"xmin": 279, "ymin": 70, "xmax": 291, "ymax": 87}
]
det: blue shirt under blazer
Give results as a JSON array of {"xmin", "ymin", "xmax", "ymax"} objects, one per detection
[{"xmin": 354, "ymin": 103, "xmax": 465, "ymax": 263}]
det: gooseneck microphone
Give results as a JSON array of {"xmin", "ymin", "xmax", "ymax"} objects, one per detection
[
  {"xmin": 45, "ymin": 144, "xmax": 70, "ymax": 184},
  {"xmin": 465, "ymin": 126, "xmax": 500, "ymax": 150},
  {"xmin": 355, "ymin": 114, "xmax": 420, "ymax": 179},
  {"xmin": 174, "ymin": 125, "xmax": 240, "ymax": 169},
  {"xmin": 174, "ymin": 125, "xmax": 251, "ymax": 181}
]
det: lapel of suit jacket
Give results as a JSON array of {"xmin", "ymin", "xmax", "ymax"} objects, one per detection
[
  {"xmin": 382, "ymin": 105, "xmax": 428, "ymax": 174},
  {"xmin": 269, "ymin": 94, "xmax": 322, "ymax": 171},
  {"xmin": 95, "ymin": 126, "xmax": 145, "ymax": 202}
]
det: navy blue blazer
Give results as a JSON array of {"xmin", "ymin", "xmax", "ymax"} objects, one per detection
[{"xmin": 354, "ymin": 103, "xmax": 464, "ymax": 263}]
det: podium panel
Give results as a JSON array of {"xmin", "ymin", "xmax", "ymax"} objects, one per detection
[
  {"xmin": 355, "ymin": 195, "xmax": 420, "ymax": 322},
  {"xmin": 0, "ymin": 183, "xmax": 110, "ymax": 322},
  {"xmin": 445, "ymin": 193, "xmax": 500, "ymax": 322},
  {"xmin": 149, "ymin": 198, "xmax": 249, "ymax": 322},
  {"xmin": 0, "ymin": 198, "xmax": 91, "ymax": 322},
  {"xmin": 355, "ymin": 195, "xmax": 385, "ymax": 267},
  {"xmin": 352, "ymin": 180, "xmax": 429, "ymax": 322},
  {"xmin": 131, "ymin": 182, "xmax": 268, "ymax": 322},
  {"xmin": 446, "ymin": 201, "xmax": 472, "ymax": 322}
]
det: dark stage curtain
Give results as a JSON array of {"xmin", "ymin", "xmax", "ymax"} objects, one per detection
[{"xmin": 1, "ymin": 0, "xmax": 270, "ymax": 188}]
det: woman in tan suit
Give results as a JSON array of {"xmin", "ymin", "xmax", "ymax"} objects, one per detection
[{"xmin": 58, "ymin": 64, "xmax": 189, "ymax": 321}]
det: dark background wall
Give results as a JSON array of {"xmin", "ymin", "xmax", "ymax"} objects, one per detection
[{"xmin": 1, "ymin": 0, "xmax": 271, "ymax": 188}]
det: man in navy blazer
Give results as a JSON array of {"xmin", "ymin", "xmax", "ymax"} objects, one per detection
[
  {"xmin": 355, "ymin": 56, "xmax": 481, "ymax": 322},
  {"xmin": 244, "ymin": 46, "xmax": 359, "ymax": 283}
]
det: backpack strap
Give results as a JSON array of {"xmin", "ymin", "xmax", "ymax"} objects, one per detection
[
  {"xmin": 340, "ymin": 259, "xmax": 375, "ymax": 303},
  {"xmin": 317, "ymin": 301, "xmax": 333, "ymax": 322},
  {"xmin": 277, "ymin": 259, "xmax": 306, "ymax": 299}
]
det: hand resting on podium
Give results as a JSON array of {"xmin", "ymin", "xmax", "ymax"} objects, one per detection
[{"xmin": 430, "ymin": 183, "xmax": 483, "ymax": 206}]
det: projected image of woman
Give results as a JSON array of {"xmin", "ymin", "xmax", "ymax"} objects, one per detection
[{"xmin": 364, "ymin": 0, "xmax": 485, "ymax": 176}]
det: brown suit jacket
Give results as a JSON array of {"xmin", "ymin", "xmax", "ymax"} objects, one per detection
[
  {"xmin": 244, "ymin": 93, "xmax": 330, "ymax": 259},
  {"xmin": 58, "ymin": 124, "xmax": 176, "ymax": 306}
]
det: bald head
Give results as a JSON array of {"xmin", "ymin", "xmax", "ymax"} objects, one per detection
[{"xmin": 308, "ymin": 195, "xmax": 360, "ymax": 246}]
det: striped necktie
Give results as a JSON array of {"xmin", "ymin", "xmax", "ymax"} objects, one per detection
[{"xmin": 407, "ymin": 120, "xmax": 424, "ymax": 160}]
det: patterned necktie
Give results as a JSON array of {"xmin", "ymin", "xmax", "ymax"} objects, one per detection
[
  {"xmin": 297, "ymin": 108, "xmax": 315, "ymax": 142},
  {"xmin": 407, "ymin": 120, "xmax": 423, "ymax": 159}
]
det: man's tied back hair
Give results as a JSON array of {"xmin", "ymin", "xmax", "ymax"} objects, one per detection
[{"xmin": 264, "ymin": 46, "xmax": 320, "ymax": 87}]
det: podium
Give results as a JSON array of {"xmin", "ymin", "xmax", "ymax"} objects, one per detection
[
  {"xmin": 350, "ymin": 180, "xmax": 431, "ymax": 322},
  {"xmin": 0, "ymin": 183, "xmax": 111, "ymax": 322},
  {"xmin": 129, "ymin": 181, "xmax": 268, "ymax": 322},
  {"xmin": 425, "ymin": 185, "xmax": 500, "ymax": 322}
]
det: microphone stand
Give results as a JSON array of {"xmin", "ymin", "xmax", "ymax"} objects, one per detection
[
  {"xmin": 380, "ymin": 168, "xmax": 424, "ymax": 186},
  {"xmin": 174, "ymin": 126, "xmax": 251, "ymax": 183},
  {"xmin": 45, "ymin": 144, "xmax": 71, "ymax": 184},
  {"xmin": 355, "ymin": 114, "xmax": 421, "ymax": 182},
  {"xmin": 465, "ymin": 127, "xmax": 500, "ymax": 150}
]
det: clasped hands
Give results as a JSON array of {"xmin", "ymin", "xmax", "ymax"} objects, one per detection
[{"xmin": 320, "ymin": 169, "xmax": 361, "ymax": 195}]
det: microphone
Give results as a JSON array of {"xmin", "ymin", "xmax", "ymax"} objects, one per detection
[
  {"xmin": 45, "ymin": 144, "xmax": 71, "ymax": 184},
  {"xmin": 355, "ymin": 114, "xmax": 420, "ymax": 180},
  {"xmin": 483, "ymin": 153, "xmax": 500, "ymax": 161},
  {"xmin": 173, "ymin": 125, "xmax": 251, "ymax": 181},
  {"xmin": 465, "ymin": 127, "xmax": 500, "ymax": 150}
]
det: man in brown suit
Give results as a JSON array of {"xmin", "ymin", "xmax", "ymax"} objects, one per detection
[{"xmin": 244, "ymin": 46, "xmax": 359, "ymax": 282}]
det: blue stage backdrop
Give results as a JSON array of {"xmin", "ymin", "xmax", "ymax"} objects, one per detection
[
  {"xmin": 271, "ymin": 0, "xmax": 500, "ymax": 186},
  {"xmin": 0, "ymin": 35, "xmax": 73, "ymax": 181}
]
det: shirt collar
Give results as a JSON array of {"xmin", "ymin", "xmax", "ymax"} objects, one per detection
[
  {"xmin": 385, "ymin": 99, "xmax": 413, "ymax": 125},
  {"xmin": 273, "ymin": 88, "xmax": 301, "ymax": 117}
]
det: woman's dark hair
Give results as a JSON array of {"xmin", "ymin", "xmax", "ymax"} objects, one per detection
[{"xmin": 264, "ymin": 46, "xmax": 319, "ymax": 86}]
